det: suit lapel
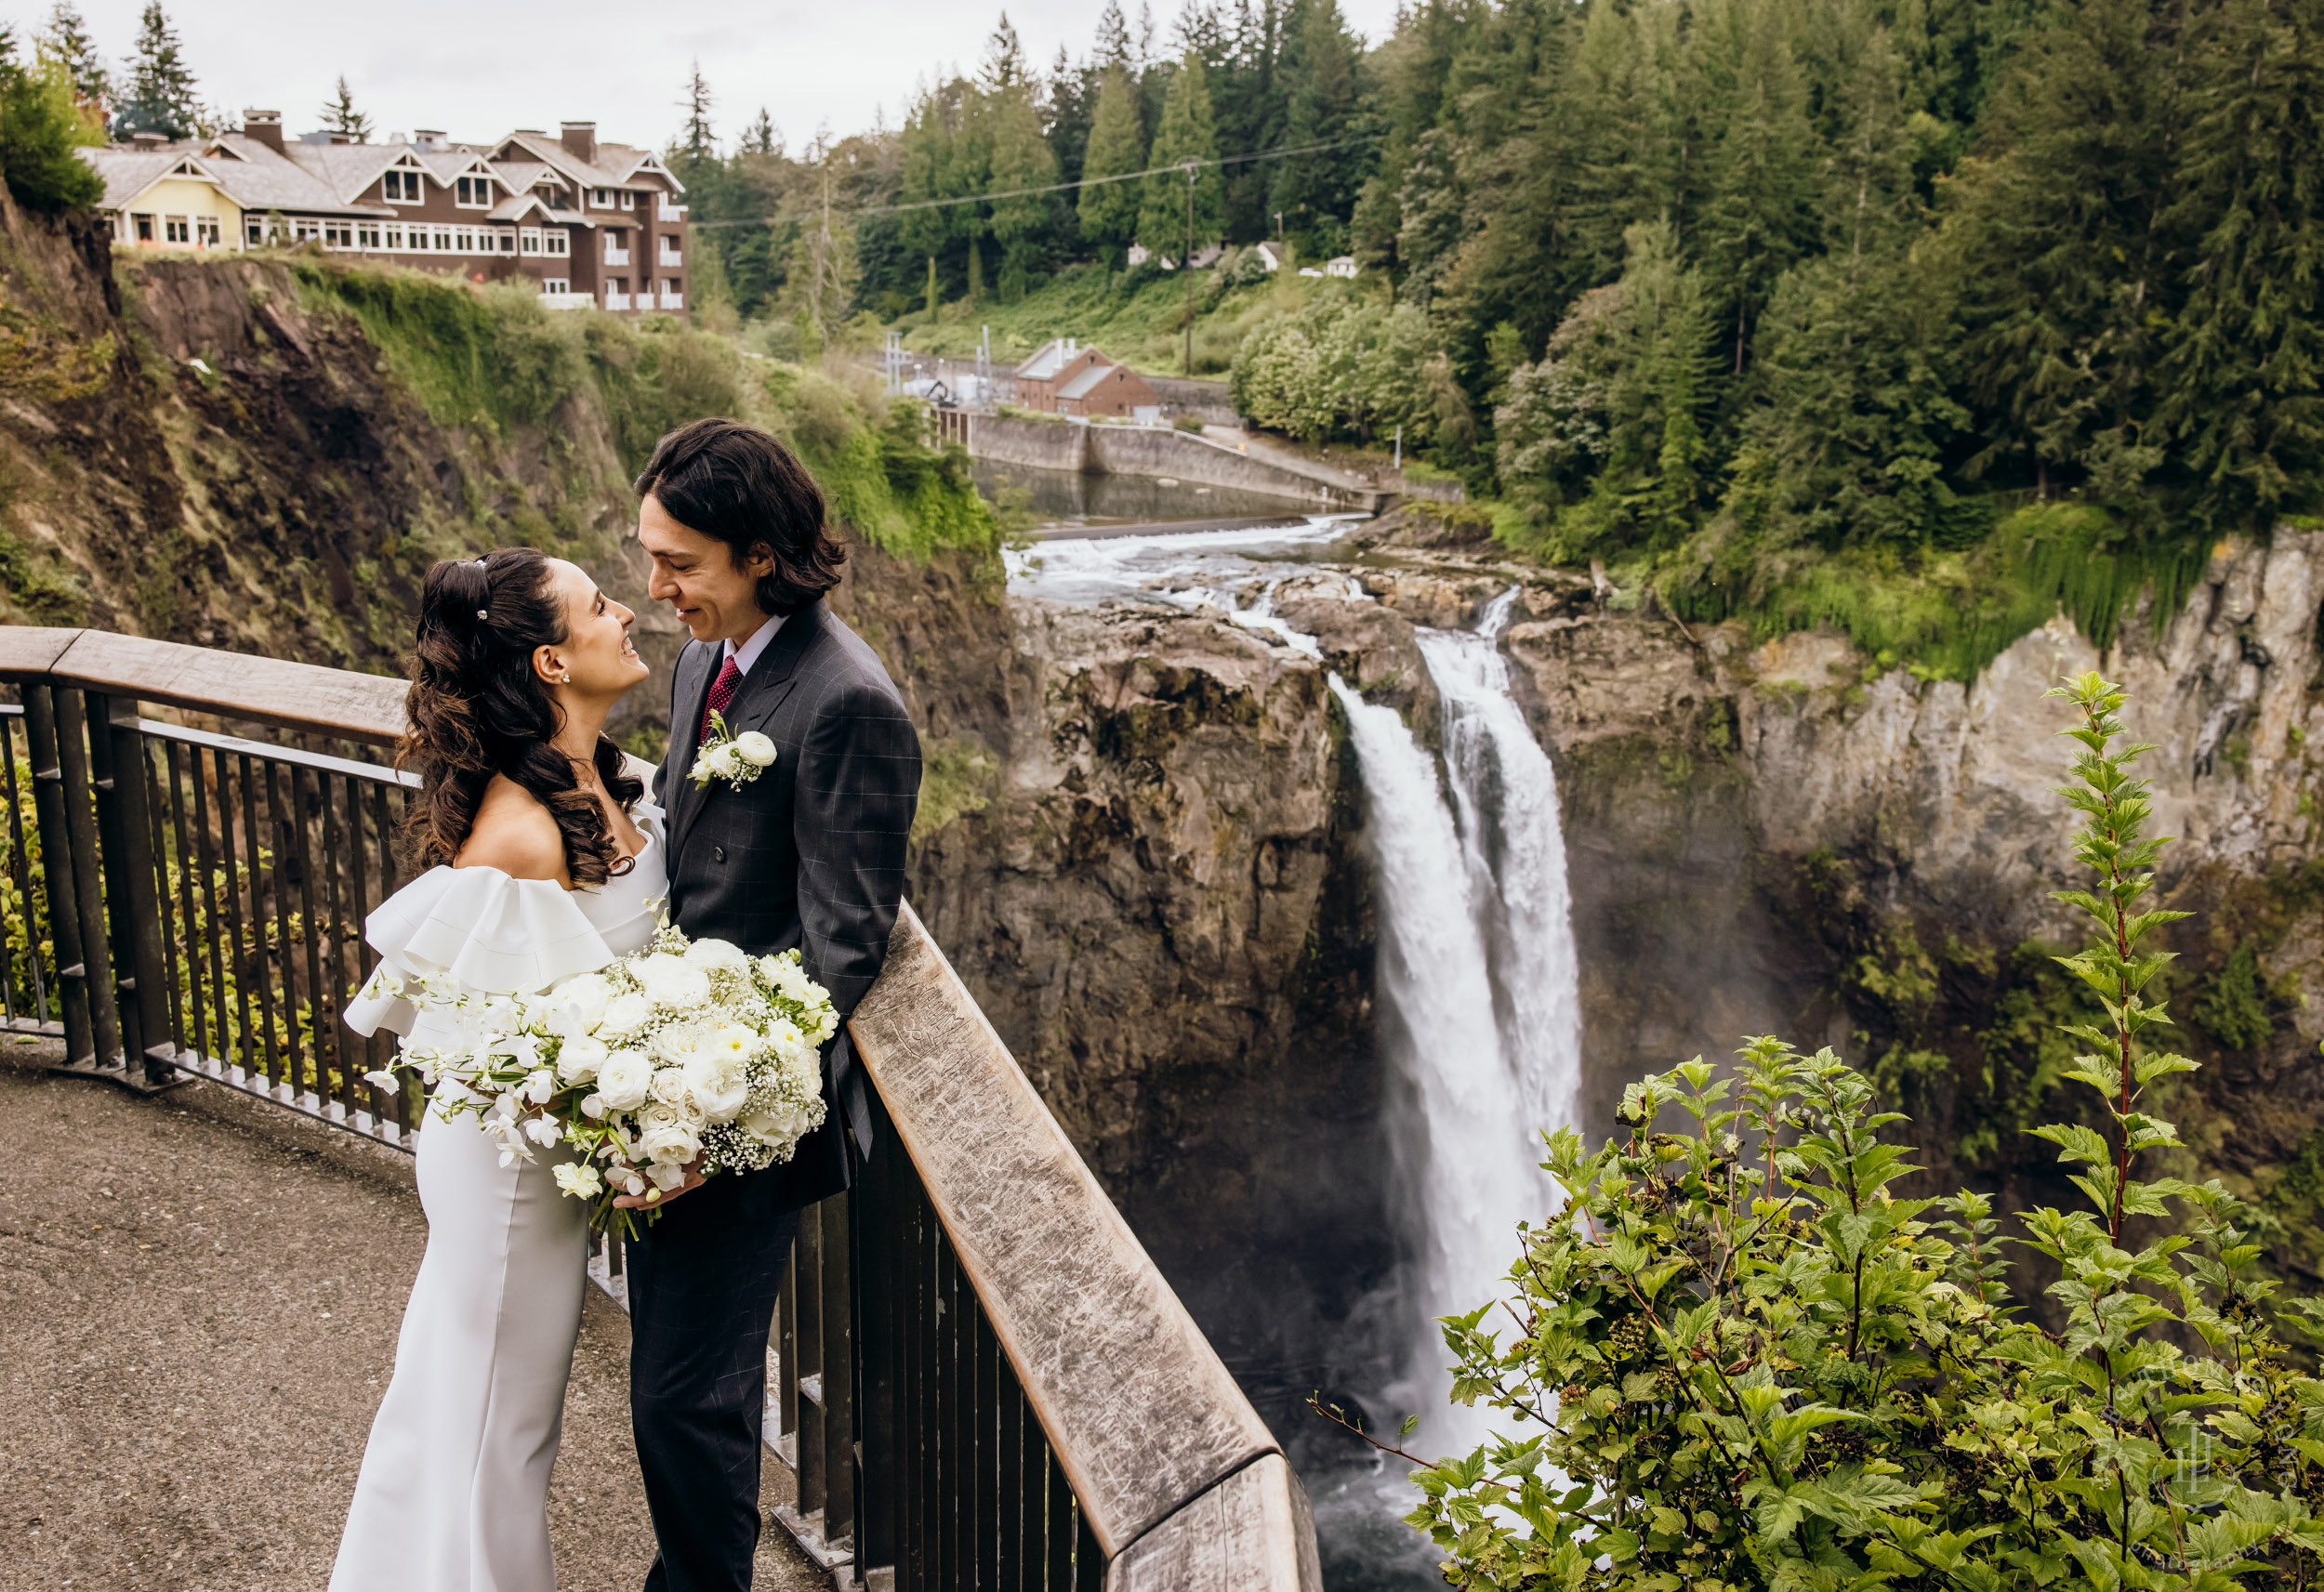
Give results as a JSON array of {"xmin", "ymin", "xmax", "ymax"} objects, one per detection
[
  {"xmin": 666, "ymin": 642, "xmax": 715, "ymax": 849},
  {"xmin": 667, "ymin": 604, "xmax": 825, "ymax": 859}
]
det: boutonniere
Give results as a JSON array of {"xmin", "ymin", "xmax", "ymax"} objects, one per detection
[{"xmin": 690, "ymin": 710, "xmax": 777, "ymax": 791}]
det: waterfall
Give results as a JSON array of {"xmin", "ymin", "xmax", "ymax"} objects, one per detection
[{"xmin": 1327, "ymin": 586, "xmax": 1585, "ymax": 1463}]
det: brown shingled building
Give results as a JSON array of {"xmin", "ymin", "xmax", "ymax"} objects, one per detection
[{"xmin": 83, "ymin": 113, "xmax": 689, "ymax": 316}]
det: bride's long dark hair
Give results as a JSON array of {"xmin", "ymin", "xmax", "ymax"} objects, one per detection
[{"xmin": 398, "ymin": 548, "xmax": 642, "ymax": 885}]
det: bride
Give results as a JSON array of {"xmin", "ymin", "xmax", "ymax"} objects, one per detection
[{"xmin": 330, "ymin": 547, "xmax": 659, "ymax": 1592}]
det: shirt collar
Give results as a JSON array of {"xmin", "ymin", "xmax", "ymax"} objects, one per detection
[{"xmin": 722, "ymin": 612, "xmax": 786, "ymax": 676}]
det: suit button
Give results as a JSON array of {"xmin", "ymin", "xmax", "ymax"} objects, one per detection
[{"xmin": 713, "ymin": 846, "xmax": 726, "ymax": 863}]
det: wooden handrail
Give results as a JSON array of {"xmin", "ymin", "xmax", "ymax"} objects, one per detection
[
  {"xmin": 0, "ymin": 625, "xmax": 1321, "ymax": 1589},
  {"xmin": 0, "ymin": 627, "xmax": 405, "ymax": 743}
]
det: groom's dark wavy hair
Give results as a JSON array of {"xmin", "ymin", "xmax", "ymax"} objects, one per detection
[
  {"xmin": 633, "ymin": 417, "xmax": 847, "ymax": 615},
  {"xmin": 397, "ymin": 547, "xmax": 642, "ymax": 886}
]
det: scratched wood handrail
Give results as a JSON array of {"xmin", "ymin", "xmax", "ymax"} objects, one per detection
[{"xmin": 0, "ymin": 625, "xmax": 1321, "ymax": 1589}]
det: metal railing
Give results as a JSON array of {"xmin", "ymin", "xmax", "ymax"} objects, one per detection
[{"xmin": 0, "ymin": 625, "xmax": 1319, "ymax": 1592}]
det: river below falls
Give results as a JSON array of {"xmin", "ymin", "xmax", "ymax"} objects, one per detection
[{"xmin": 988, "ymin": 493, "xmax": 1584, "ymax": 1591}]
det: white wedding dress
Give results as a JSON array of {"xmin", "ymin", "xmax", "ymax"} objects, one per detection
[{"xmin": 329, "ymin": 799, "xmax": 667, "ymax": 1592}]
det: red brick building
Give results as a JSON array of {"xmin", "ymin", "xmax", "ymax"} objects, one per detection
[{"xmin": 1014, "ymin": 338, "xmax": 1159, "ymax": 418}]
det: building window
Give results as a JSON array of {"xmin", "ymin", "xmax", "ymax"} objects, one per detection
[
  {"xmin": 542, "ymin": 277, "xmax": 569, "ymax": 295},
  {"xmin": 455, "ymin": 175, "xmax": 493, "ymax": 207},
  {"xmin": 495, "ymin": 229, "xmax": 516, "ymax": 253},
  {"xmin": 357, "ymin": 224, "xmax": 380, "ymax": 249},
  {"xmin": 194, "ymin": 216, "xmax": 221, "ymax": 246},
  {"xmin": 164, "ymin": 215, "xmax": 190, "ymax": 243},
  {"xmin": 453, "ymin": 227, "xmax": 476, "ymax": 253},
  {"xmin": 431, "ymin": 226, "xmax": 455, "ymax": 252},
  {"xmin": 519, "ymin": 228, "xmax": 542, "ymax": 256},
  {"xmin": 132, "ymin": 213, "xmax": 155, "ymax": 242},
  {"xmin": 589, "ymin": 187, "xmax": 612, "ymax": 207},
  {"xmin": 617, "ymin": 190, "xmax": 635, "ymax": 210},
  {"xmin": 545, "ymin": 231, "xmax": 568, "ymax": 257},
  {"xmin": 324, "ymin": 220, "xmax": 354, "ymax": 247},
  {"xmin": 384, "ymin": 223, "xmax": 405, "ymax": 250},
  {"xmin": 381, "ymin": 169, "xmax": 422, "ymax": 204},
  {"xmin": 294, "ymin": 218, "xmax": 323, "ymax": 243}
]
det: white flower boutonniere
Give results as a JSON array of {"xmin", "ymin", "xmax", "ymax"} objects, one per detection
[{"xmin": 690, "ymin": 710, "xmax": 777, "ymax": 792}]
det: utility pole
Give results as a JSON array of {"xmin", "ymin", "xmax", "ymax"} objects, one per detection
[{"xmin": 1182, "ymin": 163, "xmax": 1195, "ymax": 380}]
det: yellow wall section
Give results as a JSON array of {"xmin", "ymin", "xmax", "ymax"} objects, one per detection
[{"xmin": 120, "ymin": 178, "xmax": 240, "ymax": 247}]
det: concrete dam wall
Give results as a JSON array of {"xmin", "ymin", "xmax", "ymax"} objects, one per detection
[{"xmin": 967, "ymin": 414, "xmax": 1382, "ymax": 510}]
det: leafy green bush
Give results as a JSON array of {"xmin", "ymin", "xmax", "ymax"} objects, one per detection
[
  {"xmin": 1404, "ymin": 673, "xmax": 2324, "ymax": 1590},
  {"xmin": 1229, "ymin": 294, "xmax": 1439, "ymax": 445},
  {"xmin": 2192, "ymin": 945, "xmax": 2274, "ymax": 1053},
  {"xmin": 0, "ymin": 55, "xmax": 101, "ymax": 214}
]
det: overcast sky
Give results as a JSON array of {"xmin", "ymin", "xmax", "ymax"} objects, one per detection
[{"xmin": 41, "ymin": 0, "xmax": 1404, "ymax": 159}]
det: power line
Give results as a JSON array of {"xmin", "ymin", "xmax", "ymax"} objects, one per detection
[{"xmin": 685, "ymin": 129, "xmax": 1382, "ymax": 232}]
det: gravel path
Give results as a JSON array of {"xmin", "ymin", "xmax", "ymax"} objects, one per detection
[{"xmin": 0, "ymin": 1043, "xmax": 825, "ymax": 1592}]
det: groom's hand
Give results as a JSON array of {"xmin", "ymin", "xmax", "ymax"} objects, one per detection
[{"xmin": 614, "ymin": 1163, "xmax": 708, "ymax": 1210}]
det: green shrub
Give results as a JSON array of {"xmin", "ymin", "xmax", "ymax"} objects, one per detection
[
  {"xmin": 1400, "ymin": 673, "xmax": 2324, "ymax": 1590},
  {"xmin": 0, "ymin": 56, "xmax": 101, "ymax": 214},
  {"xmin": 2193, "ymin": 944, "xmax": 2274, "ymax": 1052},
  {"xmin": 1173, "ymin": 413, "xmax": 1204, "ymax": 433}
]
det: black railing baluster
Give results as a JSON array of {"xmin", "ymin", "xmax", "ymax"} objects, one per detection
[
  {"xmin": 343, "ymin": 766, "xmax": 381, "ymax": 1126},
  {"xmin": 288, "ymin": 766, "xmax": 330, "ymax": 1107},
  {"xmin": 820, "ymin": 1194, "xmax": 854, "ymax": 1548},
  {"xmin": 976, "ymin": 1306, "xmax": 999, "ymax": 1589},
  {"xmin": 1073, "ymin": 1492, "xmax": 1103, "ymax": 1592},
  {"xmin": 190, "ymin": 744, "xmax": 225, "ymax": 1063},
  {"xmin": 797, "ymin": 1201, "xmax": 827, "ymax": 1523},
  {"xmin": 1046, "ymin": 1450, "xmax": 1076, "ymax": 1591},
  {"xmin": 239, "ymin": 754, "xmax": 279, "ymax": 1088},
  {"xmin": 270, "ymin": 760, "xmax": 311, "ymax": 1099},
  {"xmin": 905, "ymin": 1167, "xmax": 931, "ymax": 1592},
  {"xmin": 366, "ymin": 780, "xmax": 405, "ymax": 1131},
  {"xmin": 51, "ymin": 690, "xmax": 120, "ymax": 1071},
  {"xmin": 937, "ymin": 1234, "xmax": 961, "ymax": 1592},
  {"xmin": 777, "ymin": 1234, "xmax": 800, "ymax": 1467},
  {"xmin": 161, "ymin": 739, "xmax": 197, "ymax": 1055},
  {"xmin": 89, "ymin": 695, "xmax": 170, "ymax": 1085},
  {"xmin": 21, "ymin": 688, "xmax": 90, "ymax": 1065},
  {"xmin": 997, "ymin": 1352, "xmax": 1024, "ymax": 1591}
]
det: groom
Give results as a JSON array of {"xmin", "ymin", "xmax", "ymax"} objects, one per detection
[{"xmin": 624, "ymin": 416, "xmax": 921, "ymax": 1591}]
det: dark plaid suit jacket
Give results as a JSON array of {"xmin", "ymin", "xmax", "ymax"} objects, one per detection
[{"xmin": 654, "ymin": 598, "xmax": 920, "ymax": 1217}]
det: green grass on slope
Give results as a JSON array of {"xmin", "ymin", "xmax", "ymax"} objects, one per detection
[
  {"xmin": 1645, "ymin": 503, "xmax": 2220, "ymax": 681},
  {"xmin": 288, "ymin": 258, "xmax": 996, "ymax": 562},
  {"xmin": 894, "ymin": 261, "xmax": 1342, "ymax": 376}
]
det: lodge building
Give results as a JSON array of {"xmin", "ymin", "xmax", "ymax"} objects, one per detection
[{"xmin": 82, "ymin": 114, "xmax": 687, "ymax": 315}]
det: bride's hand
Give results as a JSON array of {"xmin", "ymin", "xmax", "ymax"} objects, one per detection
[{"xmin": 614, "ymin": 1163, "xmax": 708, "ymax": 1210}]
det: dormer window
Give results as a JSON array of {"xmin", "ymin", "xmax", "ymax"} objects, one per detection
[
  {"xmin": 590, "ymin": 187, "xmax": 612, "ymax": 207},
  {"xmin": 455, "ymin": 175, "xmax": 493, "ymax": 207},
  {"xmin": 381, "ymin": 169, "xmax": 422, "ymax": 204}
]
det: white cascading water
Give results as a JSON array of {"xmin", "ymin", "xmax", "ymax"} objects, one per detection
[{"xmin": 1329, "ymin": 585, "xmax": 1586, "ymax": 1462}]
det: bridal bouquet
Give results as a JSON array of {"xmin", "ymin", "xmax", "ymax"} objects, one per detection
[{"xmin": 363, "ymin": 921, "xmax": 835, "ymax": 1234}]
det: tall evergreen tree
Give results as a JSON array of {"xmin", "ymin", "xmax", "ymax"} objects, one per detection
[
  {"xmin": 987, "ymin": 83, "xmax": 1059, "ymax": 296},
  {"xmin": 1268, "ymin": 0, "xmax": 1366, "ymax": 251},
  {"xmin": 1696, "ymin": 0, "xmax": 1819, "ymax": 375},
  {"xmin": 1046, "ymin": 46, "xmax": 1094, "ymax": 183},
  {"xmin": 676, "ymin": 61, "xmax": 717, "ymax": 170},
  {"xmin": 1138, "ymin": 48, "xmax": 1225, "ymax": 254},
  {"xmin": 35, "ymin": 2, "xmax": 105, "ymax": 112},
  {"xmin": 113, "ymin": 1, "xmax": 197, "ymax": 140},
  {"xmin": 742, "ymin": 107, "xmax": 781, "ymax": 155},
  {"xmin": 2153, "ymin": 0, "xmax": 2324, "ymax": 520},
  {"xmin": 320, "ymin": 74, "xmax": 370, "ymax": 142},
  {"xmin": 1094, "ymin": 0, "xmax": 1135, "ymax": 65},
  {"xmin": 1077, "ymin": 61, "xmax": 1146, "ymax": 264},
  {"xmin": 897, "ymin": 87, "xmax": 958, "ymax": 308},
  {"xmin": 981, "ymin": 12, "xmax": 1028, "ymax": 92}
]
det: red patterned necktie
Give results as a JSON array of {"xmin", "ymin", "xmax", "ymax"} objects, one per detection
[{"xmin": 697, "ymin": 655, "xmax": 743, "ymax": 743}]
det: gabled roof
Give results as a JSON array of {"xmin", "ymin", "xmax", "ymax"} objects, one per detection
[
  {"xmin": 82, "ymin": 138, "xmax": 390, "ymax": 217},
  {"xmin": 1019, "ymin": 338, "xmax": 1103, "ymax": 381},
  {"xmin": 1057, "ymin": 362, "xmax": 1128, "ymax": 401},
  {"xmin": 593, "ymin": 142, "xmax": 684, "ymax": 194},
  {"xmin": 283, "ymin": 141, "xmax": 410, "ymax": 203}
]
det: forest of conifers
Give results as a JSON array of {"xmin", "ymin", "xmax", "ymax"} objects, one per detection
[{"xmin": 679, "ymin": 0, "xmax": 2319, "ymax": 654}]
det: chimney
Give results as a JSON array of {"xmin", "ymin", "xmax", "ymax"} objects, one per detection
[
  {"xmin": 243, "ymin": 110, "xmax": 284, "ymax": 155},
  {"xmin": 561, "ymin": 121, "xmax": 597, "ymax": 164},
  {"xmin": 130, "ymin": 131, "xmax": 167, "ymax": 149},
  {"xmin": 414, "ymin": 129, "xmax": 445, "ymax": 152}
]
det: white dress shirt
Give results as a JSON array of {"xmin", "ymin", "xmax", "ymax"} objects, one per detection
[{"xmin": 724, "ymin": 612, "xmax": 785, "ymax": 676}]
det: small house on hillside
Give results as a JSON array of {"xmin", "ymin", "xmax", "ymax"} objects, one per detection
[{"xmin": 1054, "ymin": 358, "xmax": 1157, "ymax": 420}]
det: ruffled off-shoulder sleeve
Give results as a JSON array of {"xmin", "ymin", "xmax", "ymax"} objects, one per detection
[{"xmin": 342, "ymin": 865, "xmax": 620, "ymax": 1038}]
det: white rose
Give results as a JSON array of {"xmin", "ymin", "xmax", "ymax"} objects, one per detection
[
  {"xmin": 684, "ymin": 937, "xmax": 748, "ymax": 971},
  {"xmin": 551, "ymin": 1162, "xmax": 603, "ymax": 1200},
  {"xmin": 636, "ymin": 1104, "xmax": 701, "ymax": 1166},
  {"xmin": 598, "ymin": 993, "xmax": 652, "ymax": 1038},
  {"xmin": 547, "ymin": 973, "xmax": 613, "ymax": 1035},
  {"xmin": 682, "ymin": 1048, "xmax": 752, "ymax": 1124},
  {"xmin": 703, "ymin": 743, "xmax": 742, "ymax": 780},
  {"xmin": 743, "ymin": 1099, "xmax": 819, "ymax": 1149},
  {"xmin": 733, "ymin": 730, "xmax": 776, "ymax": 767},
  {"xmin": 594, "ymin": 1048, "xmax": 654, "ymax": 1112},
  {"xmin": 637, "ymin": 954, "xmax": 710, "ymax": 1010},
  {"xmin": 652, "ymin": 1020, "xmax": 706, "ymax": 1068},
  {"xmin": 648, "ymin": 1066, "xmax": 694, "ymax": 1112},
  {"xmin": 556, "ymin": 1033, "xmax": 609, "ymax": 1086}
]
